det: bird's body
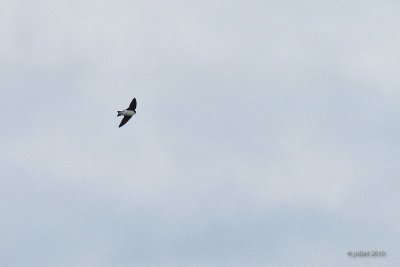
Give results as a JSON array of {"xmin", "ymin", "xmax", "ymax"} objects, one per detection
[
  {"xmin": 117, "ymin": 98, "xmax": 137, "ymax": 128},
  {"xmin": 118, "ymin": 110, "xmax": 136, "ymax": 116}
]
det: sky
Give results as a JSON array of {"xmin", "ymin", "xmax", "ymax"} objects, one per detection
[{"xmin": 1, "ymin": 0, "xmax": 400, "ymax": 266}]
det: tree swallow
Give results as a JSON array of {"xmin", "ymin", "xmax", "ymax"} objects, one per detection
[{"xmin": 117, "ymin": 98, "xmax": 137, "ymax": 128}]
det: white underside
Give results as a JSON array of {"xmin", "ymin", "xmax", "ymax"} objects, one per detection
[{"xmin": 121, "ymin": 110, "xmax": 135, "ymax": 116}]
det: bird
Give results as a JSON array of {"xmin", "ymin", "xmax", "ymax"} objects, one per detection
[{"xmin": 117, "ymin": 98, "xmax": 137, "ymax": 128}]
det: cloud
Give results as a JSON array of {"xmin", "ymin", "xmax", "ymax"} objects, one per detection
[{"xmin": 1, "ymin": 0, "xmax": 400, "ymax": 266}]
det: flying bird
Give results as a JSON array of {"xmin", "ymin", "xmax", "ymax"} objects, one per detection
[{"xmin": 117, "ymin": 98, "xmax": 137, "ymax": 128}]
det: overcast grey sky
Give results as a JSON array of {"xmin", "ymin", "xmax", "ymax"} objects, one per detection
[{"xmin": 1, "ymin": 0, "xmax": 400, "ymax": 266}]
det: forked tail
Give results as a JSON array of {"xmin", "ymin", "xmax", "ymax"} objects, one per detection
[{"xmin": 117, "ymin": 111, "xmax": 123, "ymax": 117}]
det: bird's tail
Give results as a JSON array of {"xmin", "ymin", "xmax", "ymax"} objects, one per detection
[{"xmin": 117, "ymin": 111, "xmax": 123, "ymax": 117}]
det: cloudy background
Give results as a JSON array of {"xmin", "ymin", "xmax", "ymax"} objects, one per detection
[{"xmin": 1, "ymin": 0, "xmax": 400, "ymax": 266}]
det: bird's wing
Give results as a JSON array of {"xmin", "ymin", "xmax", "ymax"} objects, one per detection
[
  {"xmin": 128, "ymin": 98, "xmax": 137, "ymax": 111},
  {"xmin": 119, "ymin": 116, "xmax": 132, "ymax": 128}
]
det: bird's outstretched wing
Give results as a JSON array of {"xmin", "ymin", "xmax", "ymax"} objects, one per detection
[
  {"xmin": 119, "ymin": 116, "xmax": 132, "ymax": 128},
  {"xmin": 128, "ymin": 98, "xmax": 137, "ymax": 111}
]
